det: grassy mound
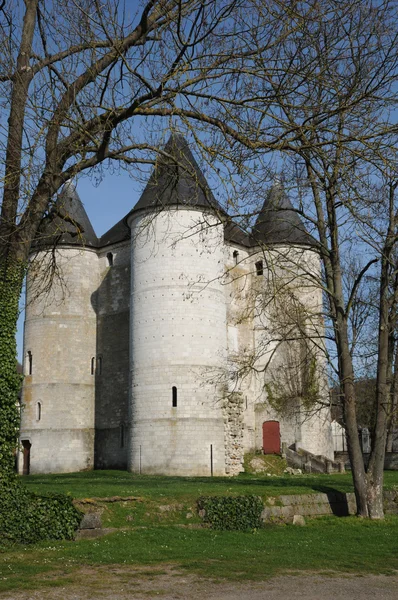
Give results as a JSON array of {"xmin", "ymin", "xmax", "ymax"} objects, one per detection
[{"xmin": 243, "ymin": 453, "xmax": 288, "ymax": 475}]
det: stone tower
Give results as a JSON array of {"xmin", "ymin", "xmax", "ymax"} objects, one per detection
[
  {"xmin": 19, "ymin": 185, "xmax": 98, "ymax": 474},
  {"xmin": 127, "ymin": 135, "xmax": 228, "ymax": 475},
  {"xmin": 250, "ymin": 184, "xmax": 333, "ymax": 458}
]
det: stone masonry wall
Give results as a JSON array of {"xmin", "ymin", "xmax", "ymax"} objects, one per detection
[
  {"xmin": 128, "ymin": 209, "xmax": 227, "ymax": 476},
  {"xmin": 95, "ymin": 242, "xmax": 130, "ymax": 469},
  {"xmin": 261, "ymin": 490, "xmax": 398, "ymax": 522},
  {"xmin": 20, "ymin": 247, "xmax": 98, "ymax": 474},
  {"xmin": 222, "ymin": 393, "xmax": 245, "ymax": 475}
]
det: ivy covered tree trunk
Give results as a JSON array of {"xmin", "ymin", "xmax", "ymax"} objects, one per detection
[{"xmin": 0, "ymin": 259, "xmax": 25, "ymax": 480}]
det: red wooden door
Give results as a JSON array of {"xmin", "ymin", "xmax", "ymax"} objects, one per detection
[{"xmin": 262, "ymin": 421, "xmax": 280, "ymax": 454}]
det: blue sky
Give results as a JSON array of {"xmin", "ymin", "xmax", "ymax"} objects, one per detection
[{"xmin": 16, "ymin": 171, "xmax": 142, "ymax": 362}]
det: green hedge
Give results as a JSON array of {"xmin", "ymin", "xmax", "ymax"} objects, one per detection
[
  {"xmin": 197, "ymin": 495, "xmax": 264, "ymax": 531},
  {"xmin": 0, "ymin": 478, "xmax": 82, "ymax": 544}
]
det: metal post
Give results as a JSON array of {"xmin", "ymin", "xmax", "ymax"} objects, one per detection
[
  {"xmin": 139, "ymin": 445, "xmax": 142, "ymax": 475},
  {"xmin": 210, "ymin": 444, "xmax": 213, "ymax": 477}
]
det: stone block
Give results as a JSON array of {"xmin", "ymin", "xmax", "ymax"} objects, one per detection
[{"xmin": 80, "ymin": 512, "xmax": 102, "ymax": 530}]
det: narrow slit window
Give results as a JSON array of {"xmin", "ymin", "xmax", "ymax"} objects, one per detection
[
  {"xmin": 120, "ymin": 424, "xmax": 125, "ymax": 448},
  {"xmin": 255, "ymin": 260, "xmax": 263, "ymax": 276},
  {"xmin": 91, "ymin": 357, "xmax": 95, "ymax": 375},
  {"xmin": 233, "ymin": 250, "xmax": 239, "ymax": 265},
  {"xmin": 36, "ymin": 402, "xmax": 41, "ymax": 421},
  {"xmin": 172, "ymin": 386, "xmax": 177, "ymax": 408},
  {"xmin": 27, "ymin": 351, "xmax": 33, "ymax": 375},
  {"xmin": 96, "ymin": 356, "xmax": 102, "ymax": 375},
  {"xmin": 106, "ymin": 252, "xmax": 113, "ymax": 267}
]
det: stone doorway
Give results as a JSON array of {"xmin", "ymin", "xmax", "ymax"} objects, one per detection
[{"xmin": 21, "ymin": 440, "xmax": 31, "ymax": 475}]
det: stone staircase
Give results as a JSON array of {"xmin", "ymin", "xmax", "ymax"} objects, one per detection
[{"xmin": 285, "ymin": 444, "xmax": 345, "ymax": 474}]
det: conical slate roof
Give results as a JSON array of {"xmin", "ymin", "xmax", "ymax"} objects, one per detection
[
  {"xmin": 34, "ymin": 182, "xmax": 98, "ymax": 248},
  {"xmin": 131, "ymin": 134, "xmax": 222, "ymax": 214},
  {"xmin": 251, "ymin": 184, "xmax": 316, "ymax": 247}
]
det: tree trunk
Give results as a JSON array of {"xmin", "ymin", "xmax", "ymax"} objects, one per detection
[
  {"xmin": 365, "ymin": 239, "xmax": 392, "ymax": 518},
  {"xmin": 386, "ymin": 344, "xmax": 398, "ymax": 452},
  {"xmin": 336, "ymin": 317, "xmax": 369, "ymax": 517}
]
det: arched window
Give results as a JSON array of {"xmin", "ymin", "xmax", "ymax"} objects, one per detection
[
  {"xmin": 172, "ymin": 386, "xmax": 177, "ymax": 408},
  {"xmin": 255, "ymin": 260, "xmax": 263, "ymax": 276},
  {"xmin": 36, "ymin": 402, "xmax": 41, "ymax": 421},
  {"xmin": 91, "ymin": 356, "xmax": 102, "ymax": 375},
  {"xmin": 106, "ymin": 252, "xmax": 113, "ymax": 267},
  {"xmin": 233, "ymin": 250, "xmax": 239, "ymax": 265}
]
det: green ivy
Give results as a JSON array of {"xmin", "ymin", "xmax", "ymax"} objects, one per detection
[
  {"xmin": 0, "ymin": 260, "xmax": 82, "ymax": 546},
  {"xmin": 265, "ymin": 347, "xmax": 320, "ymax": 414},
  {"xmin": 197, "ymin": 495, "xmax": 264, "ymax": 531},
  {"xmin": 0, "ymin": 260, "xmax": 25, "ymax": 479},
  {"xmin": 0, "ymin": 478, "xmax": 82, "ymax": 544}
]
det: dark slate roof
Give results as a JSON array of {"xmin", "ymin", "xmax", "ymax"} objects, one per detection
[
  {"xmin": 224, "ymin": 220, "xmax": 250, "ymax": 247},
  {"xmin": 100, "ymin": 210, "xmax": 251, "ymax": 249},
  {"xmin": 251, "ymin": 184, "xmax": 317, "ymax": 247},
  {"xmin": 98, "ymin": 217, "xmax": 130, "ymax": 247},
  {"xmin": 131, "ymin": 134, "xmax": 223, "ymax": 214},
  {"xmin": 34, "ymin": 183, "xmax": 98, "ymax": 248}
]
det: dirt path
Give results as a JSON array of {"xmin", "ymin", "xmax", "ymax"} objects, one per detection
[{"xmin": 1, "ymin": 567, "xmax": 398, "ymax": 600}]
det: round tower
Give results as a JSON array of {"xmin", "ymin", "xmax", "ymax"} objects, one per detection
[
  {"xmin": 250, "ymin": 183, "xmax": 333, "ymax": 459},
  {"xmin": 19, "ymin": 185, "xmax": 98, "ymax": 474},
  {"xmin": 127, "ymin": 136, "xmax": 228, "ymax": 476}
]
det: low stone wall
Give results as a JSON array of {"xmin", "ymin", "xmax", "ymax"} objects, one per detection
[
  {"xmin": 261, "ymin": 490, "xmax": 398, "ymax": 523},
  {"xmin": 335, "ymin": 451, "xmax": 398, "ymax": 470},
  {"xmin": 383, "ymin": 490, "xmax": 398, "ymax": 514}
]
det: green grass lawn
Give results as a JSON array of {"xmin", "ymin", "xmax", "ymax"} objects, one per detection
[
  {"xmin": 1, "ymin": 517, "xmax": 398, "ymax": 592},
  {"xmin": 23, "ymin": 469, "xmax": 398, "ymax": 501},
  {"xmin": 0, "ymin": 470, "xmax": 397, "ymax": 593}
]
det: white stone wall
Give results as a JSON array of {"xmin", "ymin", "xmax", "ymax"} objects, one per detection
[
  {"xmin": 224, "ymin": 243, "xmax": 333, "ymax": 460},
  {"xmin": 224, "ymin": 243, "xmax": 255, "ymax": 466},
  {"xmin": 128, "ymin": 209, "xmax": 227, "ymax": 475},
  {"xmin": 20, "ymin": 247, "xmax": 98, "ymax": 474}
]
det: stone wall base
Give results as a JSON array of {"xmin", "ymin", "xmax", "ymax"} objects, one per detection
[{"xmin": 261, "ymin": 490, "xmax": 398, "ymax": 523}]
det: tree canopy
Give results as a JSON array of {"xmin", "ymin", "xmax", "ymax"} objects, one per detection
[{"xmin": 2, "ymin": 0, "xmax": 398, "ymax": 518}]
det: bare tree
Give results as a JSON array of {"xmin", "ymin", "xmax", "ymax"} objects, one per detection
[
  {"xmin": 242, "ymin": 0, "xmax": 398, "ymax": 517},
  {"xmin": 2, "ymin": 0, "xmax": 398, "ymax": 521}
]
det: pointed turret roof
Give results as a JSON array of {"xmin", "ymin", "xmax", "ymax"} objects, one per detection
[
  {"xmin": 34, "ymin": 182, "xmax": 98, "ymax": 248},
  {"xmin": 131, "ymin": 134, "xmax": 222, "ymax": 214},
  {"xmin": 251, "ymin": 184, "xmax": 317, "ymax": 247}
]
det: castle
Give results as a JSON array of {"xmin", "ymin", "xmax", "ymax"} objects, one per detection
[{"xmin": 18, "ymin": 135, "xmax": 333, "ymax": 476}]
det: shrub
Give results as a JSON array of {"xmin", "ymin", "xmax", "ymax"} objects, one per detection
[
  {"xmin": 0, "ymin": 478, "xmax": 82, "ymax": 544},
  {"xmin": 197, "ymin": 495, "xmax": 264, "ymax": 531}
]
